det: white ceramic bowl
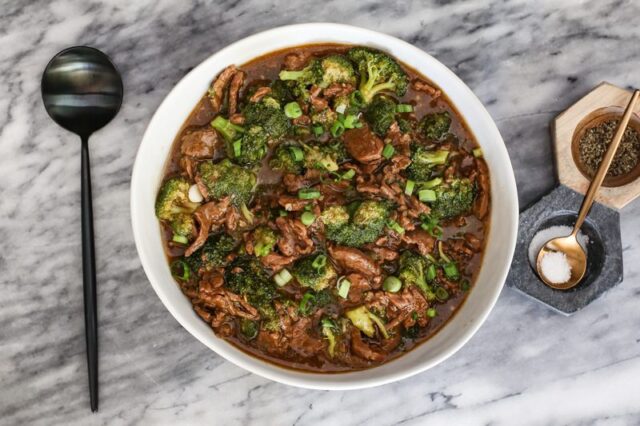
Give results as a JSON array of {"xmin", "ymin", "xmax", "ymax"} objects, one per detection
[{"xmin": 131, "ymin": 23, "xmax": 519, "ymax": 390}]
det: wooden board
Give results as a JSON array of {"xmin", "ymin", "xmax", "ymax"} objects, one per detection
[{"xmin": 553, "ymin": 82, "xmax": 640, "ymax": 210}]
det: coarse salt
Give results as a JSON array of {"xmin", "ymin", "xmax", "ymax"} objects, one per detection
[
  {"xmin": 528, "ymin": 225, "xmax": 588, "ymax": 267},
  {"xmin": 539, "ymin": 251, "xmax": 572, "ymax": 284}
]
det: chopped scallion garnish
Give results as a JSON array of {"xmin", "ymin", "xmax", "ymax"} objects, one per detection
[
  {"xmin": 341, "ymin": 169, "xmax": 356, "ymax": 180},
  {"xmin": 405, "ymin": 180, "xmax": 415, "ymax": 196},
  {"xmin": 172, "ymin": 234, "xmax": 189, "ymax": 245},
  {"xmin": 383, "ymin": 276, "xmax": 402, "ymax": 293},
  {"xmin": 284, "ymin": 102, "xmax": 302, "ymax": 119},
  {"xmin": 274, "ymin": 268, "xmax": 293, "ymax": 286},
  {"xmin": 382, "ymin": 144, "xmax": 395, "ymax": 159},
  {"xmin": 312, "ymin": 125, "xmax": 324, "ymax": 136},
  {"xmin": 301, "ymin": 211, "xmax": 316, "ymax": 226},
  {"xmin": 289, "ymin": 146, "xmax": 304, "ymax": 162},
  {"xmin": 330, "ymin": 121, "xmax": 345, "ymax": 137},
  {"xmin": 337, "ymin": 277, "xmax": 351, "ymax": 299},
  {"xmin": 396, "ymin": 104, "xmax": 413, "ymax": 113},
  {"xmin": 170, "ymin": 260, "xmax": 191, "ymax": 282},
  {"xmin": 312, "ymin": 254, "xmax": 327, "ymax": 270},
  {"xmin": 299, "ymin": 293, "xmax": 316, "ymax": 315},
  {"xmin": 473, "ymin": 147, "xmax": 483, "ymax": 158},
  {"xmin": 298, "ymin": 188, "xmax": 321, "ymax": 200},
  {"xmin": 387, "ymin": 220, "xmax": 405, "ymax": 235},
  {"xmin": 426, "ymin": 308, "xmax": 437, "ymax": 318},
  {"xmin": 422, "ymin": 177, "xmax": 442, "ymax": 189}
]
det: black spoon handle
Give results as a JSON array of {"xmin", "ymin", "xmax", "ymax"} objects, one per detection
[{"xmin": 81, "ymin": 135, "xmax": 98, "ymax": 412}]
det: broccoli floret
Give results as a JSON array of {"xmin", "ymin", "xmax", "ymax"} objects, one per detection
[
  {"xmin": 406, "ymin": 146, "xmax": 450, "ymax": 181},
  {"xmin": 431, "ymin": 178, "xmax": 476, "ymax": 219},
  {"xmin": 398, "ymin": 251, "xmax": 432, "ymax": 296},
  {"xmin": 397, "ymin": 117, "xmax": 416, "ymax": 134},
  {"xmin": 243, "ymin": 99, "xmax": 290, "ymax": 140},
  {"xmin": 279, "ymin": 55, "xmax": 356, "ymax": 89},
  {"xmin": 319, "ymin": 55, "xmax": 357, "ymax": 87},
  {"xmin": 253, "ymin": 226, "xmax": 278, "ymax": 257},
  {"xmin": 301, "ymin": 140, "xmax": 348, "ymax": 172},
  {"xmin": 321, "ymin": 200, "xmax": 389, "ymax": 247},
  {"xmin": 197, "ymin": 159, "xmax": 256, "ymax": 206},
  {"xmin": 224, "ymin": 256, "xmax": 277, "ymax": 308},
  {"xmin": 211, "ymin": 116, "xmax": 268, "ymax": 166},
  {"xmin": 364, "ymin": 95, "xmax": 397, "ymax": 136},
  {"xmin": 269, "ymin": 143, "xmax": 304, "ymax": 174},
  {"xmin": 292, "ymin": 254, "xmax": 338, "ymax": 291},
  {"xmin": 270, "ymin": 80, "xmax": 296, "ymax": 104},
  {"xmin": 347, "ymin": 47, "xmax": 409, "ymax": 104},
  {"xmin": 186, "ymin": 233, "xmax": 236, "ymax": 273},
  {"xmin": 320, "ymin": 205, "xmax": 350, "ymax": 228},
  {"xmin": 155, "ymin": 177, "xmax": 200, "ymax": 239},
  {"xmin": 310, "ymin": 108, "xmax": 338, "ymax": 130},
  {"xmin": 279, "ymin": 59, "xmax": 324, "ymax": 87},
  {"xmin": 419, "ymin": 112, "xmax": 451, "ymax": 140}
]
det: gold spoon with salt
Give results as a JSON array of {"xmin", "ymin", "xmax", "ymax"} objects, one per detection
[{"xmin": 536, "ymin": 89, "xmax": 640, "ymax": 290}]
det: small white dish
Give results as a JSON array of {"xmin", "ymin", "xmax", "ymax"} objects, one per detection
[{"xmin": 131, "ymin": 23, "xmax": 519, "ymax": 390}]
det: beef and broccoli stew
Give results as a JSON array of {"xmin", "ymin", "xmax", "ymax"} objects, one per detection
[{"xmin": 156, "ymin": 44, "xmax": 491, "ymax": 372}]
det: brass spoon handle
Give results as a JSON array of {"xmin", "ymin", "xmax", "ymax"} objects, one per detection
[{"xmin": 572, "ymin": 89, "xmax": 640, "ymax": 236}]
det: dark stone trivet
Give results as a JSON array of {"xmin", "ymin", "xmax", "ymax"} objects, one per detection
[{"xmin": 506, "ymin": 184, "xmax": 623, "ymax": 315}]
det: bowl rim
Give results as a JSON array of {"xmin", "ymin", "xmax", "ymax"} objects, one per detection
[{"xmin": 131, "ymin": 22, "xmax": 519, "ymax": 390}]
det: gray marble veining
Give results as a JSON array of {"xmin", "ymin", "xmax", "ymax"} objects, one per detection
[{"xmin": 2, "ymin": 0, "xmax": 640, "ymax": 424}]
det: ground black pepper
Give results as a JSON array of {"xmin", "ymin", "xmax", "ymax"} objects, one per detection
[{"xmin": 579, "ymin": 119, "xmax": 640, "ymax": 177}]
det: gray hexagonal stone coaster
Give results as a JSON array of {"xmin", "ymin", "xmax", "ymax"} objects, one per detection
[{"xmin": 506, "ymin": 184, "xmax": 623, "ymax": 315}]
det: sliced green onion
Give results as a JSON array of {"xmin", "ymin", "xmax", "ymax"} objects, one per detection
[
  {"xmin": 279, "ymin": 210, "xmax": 288, "ymax": 217},
  {"xmin": 298, "ymin": 188, "xmax": 321, "ymax": 199},
  {"xmin": 337, "ymin": 277, "xmax": 351, "ymax": 299},
  {"xmin": 343, "ymin": 114, "xmax": 359, "ymax": 129},
  {"xmin": 396, "ymin": 104, "xmax": 413, "ymax": 113},
  {"xmin": 443, "ymin": 262, "xmax": 459, "ymax": 280},
  {"xmin": 284, "ymin": 102, "xmax": 302, "ymax": 119},
  {"xmin": 435, "ymin": 286, "xmax": 449, "ymax": 301},
  {"xmin": 438, "ymin": 241, "xmax": 452, "ymax": 263},
  {"xmin": 367, "ymin": 311, "xmax": 389, "ymax": 339},
  {"xmin": 312, "ymin": 254, "xmax": 327, "ymax": 270},
  {"xmin": 301, "ymin": 211, "xmax": 316, "ymax": 226},
  {"xmin": 383, "ymin": 276, "xmax": 402, "ymax": 293},
  {"xmin": 473, "ymin": 147, "xmax": 483, "ymax": 158},
  {"xmin": 422, "ymin": 177, "xmax": 442, "ymax": 189},
  {"xmin": 382, "ymin": 144, "xmax": 395, "ymax": 159},
  {"xmin": 289, "ymin": 146, "xmax": 304, "ymax": 162},
  {"xmin": 170, "ymin": 259, "xmax": 191, "ymax": 282},
  {"xmin": 299, "ymin": 293, "xmax": 316, "ymax": 315},
  {"xmin": 350, "ymin": 90, "xmax": 365, "ymax": 107},
  {"xmin": 172, "ymin": 234, "xmax": 189, "ymax": 245},
  {"xmin": 426, "ymin": 264, "xmax": 437, "ymax": 282},
  {"xmin": 330, "ymin": 121, "xmax": 345, "ymax": 137},
  {"xmin": 342, "ymin": 169, "xmax": 356, "ymax": 180},
  {"xmin": 335, "ymin": 103, "xmax": 347, "ymax": 114},
  {"xmin": 418, "ymin": 189, "xmax": 437, "ymax": 202},
  {"xmin": 312, "ymin": 125, "xmax": 324, "ymax": 136},
  {"xmin": 405, "ymin": 180, "xmax": 415, "ymax": 196},
  {"xmin": 426, "ymin": 308, "xmax": 437, "ymax": 318},
  {"xmin": 232, "ymin": 139, "xmax": 242, "ymax": 157},
  {"xmin": 240, "ymin": 202, "xmax": 254, "ymax": 224},
  {"xmin": 387, "ymin": 220, "xmax": 405, "ymax": 235},
  {"xmin": 274, "ymin": 268, "xmax": 293, "ymax": 286}
]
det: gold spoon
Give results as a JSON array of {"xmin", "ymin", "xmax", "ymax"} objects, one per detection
[{"xmin": 536, "ymin": 89, "xmax": 640, "ymax": 290}]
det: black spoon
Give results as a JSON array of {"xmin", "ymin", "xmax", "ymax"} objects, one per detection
[{"xmin": 41, "ymin": 46, "xmax": 123, "ymax": 412}]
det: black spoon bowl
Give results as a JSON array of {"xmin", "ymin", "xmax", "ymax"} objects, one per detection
[{"xmin": 41, "ymin": 46, "xmax": 123, "ymax": 412}]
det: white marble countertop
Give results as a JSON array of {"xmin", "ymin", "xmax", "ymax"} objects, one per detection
[{"xmin": 2, "ymin": 1, "xmax": 640, "ymax": 424}]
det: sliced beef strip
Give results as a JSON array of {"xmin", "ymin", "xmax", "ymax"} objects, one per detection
[
  {"xmin": 402, "ymin": 229, "xmax": 436, "ymax": 256},
  {"xmin": 180, "ymin": 128, "xmax": 219, "ymax": 158},
  {"xmin": 328, "ymin": 245, "xmax": 381, "ymax": 278},
  {"xmin": 343, "ymin": 127, "xmax": 384, "ymax": 164},
  {"xmin": 228, "ymin": 70, "xmax": 245, "ymax": 115},
  {"xmin": 350, "ymin": 328, "xmax": 386, "ymax": 362},
  {"xmin": 207, "ymin": 65, "xmax": 238, "ymax": 113},
  {"xmin": 275, "ymin": 216, "xmax": 314, "ymax": 258},
  {"xmin": 249, "ymin": 86, "xmax": 272, "ymax": 103},
  {"xmin": 473, "ymin": 158, "xmax": 490, "ymax": 219},
  {"xmin": 185, "ymin": 197, "xmax": 231, "ymax": 256}
]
